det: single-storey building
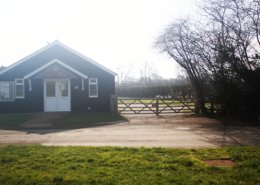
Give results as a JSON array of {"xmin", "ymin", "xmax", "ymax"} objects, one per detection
[{"xmin": 0, "ymin": 40, "xmax": 117, "ymax": 113}]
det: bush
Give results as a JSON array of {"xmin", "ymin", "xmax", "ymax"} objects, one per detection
[{"xmin": 116, "ymin": 84, "xmax": 214, "ymax": 98}]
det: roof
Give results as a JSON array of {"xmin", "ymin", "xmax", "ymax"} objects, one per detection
[
  {"xmin": 0, "ymin": 40, "xmax": 117, "ymax": 76},
  {"xmin": 24, "ymin": 59, "xmax": 88, "ymax": 79}
]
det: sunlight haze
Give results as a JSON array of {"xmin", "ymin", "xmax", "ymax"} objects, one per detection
[{"xmin": 0, "ymin": 0, "xmax": 193, "ymax": 78}]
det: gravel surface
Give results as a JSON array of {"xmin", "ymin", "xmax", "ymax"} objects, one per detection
[{"xmin": 0, "ymin": 113, "xmax": 260, "ymax": 148}]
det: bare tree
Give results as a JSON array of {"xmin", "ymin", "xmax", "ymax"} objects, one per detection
[
  {"xmin": 155, "ymin": 0, "xmax": 260, "ymax": 114},
  {"xmin": 116, "ymin": 62, "xmax": 165, "ymax": 86},
  {"xmin": 198, "ymin": 0, "xmax": 260, "ymax": 112},
  {"xmin": 116, "ymin": 63, "xmax": 134, "ymax": 86},
  {"xmin": 155, "ymin": 19, "xmax": 208, "ymax": 112},
  {"xmin": 139, "ymin": 62, "xmax": 162, "ymax": 86},
  {"xmin": 201, "ymin": 0, "xmax": 260, "ymax": 78}
]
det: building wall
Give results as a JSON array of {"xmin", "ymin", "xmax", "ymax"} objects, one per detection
[
  {"xmin": 0, "ymin": 79, "xmax": 44, "ymax": 113},
  {"xmin": 71, "ymin": 75, "xmax": 115, "ymax": 112},
  {"xmin": 0, "ymin": 45, "xmax": 115, "ymax": 113}
]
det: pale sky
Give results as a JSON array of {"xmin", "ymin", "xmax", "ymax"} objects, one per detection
[{"xmin": 0, "ymin": 0, "xmax": 193, "ymax": 79}]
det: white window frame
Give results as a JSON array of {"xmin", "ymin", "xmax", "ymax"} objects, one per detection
[
  {"xmin": 15, "ymin": 78, "xmax": 25, "ymax": 98},
  {"xmin": 89, "ymin": 78, "xmax": 98, "ymax": 98},
  {"xmin": 0, "ymin": 81, "xmax": 15, "ymax": 101}
]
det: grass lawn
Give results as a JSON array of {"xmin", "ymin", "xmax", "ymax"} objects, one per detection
[
  {"xmin": 0, "ymin": 145, "xmax": 259, "ymax": 184},
  {"xmin": 56, "ymin": 112, "xmax": 125, "ymax": 125},
  {"xmin": 0, "ymin": 114, "xmax": 32, "ymax": 126}
]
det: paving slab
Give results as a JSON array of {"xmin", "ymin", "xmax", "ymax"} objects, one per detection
[{"xmin": 19, "ymin": 112, "xmax": 68, "ymax": 128}]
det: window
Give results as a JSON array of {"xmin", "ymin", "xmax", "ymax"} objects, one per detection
[
  {"xmin": 46, "ymin": 81, "xmax": 55, "ymax": 97},
  {"xmin": 0, "ymin": 81, "xmax": 15, "ymax": 101},
  {"xmin": 60, "ymin": 81, "xmax": 69, "ymax": 97},
  {"xmin": 15, "ymin": 79, "xmax": 24, "ymax": 98},
  {"xmin": 89, "ymin": 78, "xmax": 98, "ymax": 97}
]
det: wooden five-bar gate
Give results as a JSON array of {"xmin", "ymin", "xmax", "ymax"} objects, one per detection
[{"xmin": 110, "ymin": 95, "xmax": 196, "ymax": 115}]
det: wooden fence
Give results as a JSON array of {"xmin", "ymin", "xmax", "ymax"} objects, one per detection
[
  {"xmin": 110, "ymin": 95, "xmax": 196, "ymax": 115},
  {"xmin": 110, "ymin": 94, "xmax": 219, "ymax": 115}
]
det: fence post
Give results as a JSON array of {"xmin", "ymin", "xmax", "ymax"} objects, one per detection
[
  {"xmin": 156, "ymin": 97, "xmax": 159, "ymax": 116},
  {"xmin": 113, "ymin": 95, "xmax": 118, "ymax": 115}
]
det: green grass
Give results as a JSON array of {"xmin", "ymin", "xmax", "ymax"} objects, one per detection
[
  {"xmin": 56, "ymin": 112, "xmax": 125, "ymax": 125},
  {"xmin": 0, "ymin": 145, "xmax": 259, "ymax": 184},
  {"xmin": 0, "ymin": 114, "xmax": 32, "ymax": 126}
]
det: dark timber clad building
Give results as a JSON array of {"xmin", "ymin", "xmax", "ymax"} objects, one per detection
[{"xmin": 0, "ymin": 41, "xmax": 117, "ymax": 113}]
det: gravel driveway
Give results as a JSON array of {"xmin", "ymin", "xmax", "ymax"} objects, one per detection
[{"xmin": 0, "ymin": 113, "xmax": 260, "ymax": 148}]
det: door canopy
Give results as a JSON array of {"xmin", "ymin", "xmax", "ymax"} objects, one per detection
[{"xmin": 35, "ymin": 65, "xmax": 76, "ymax": 79}]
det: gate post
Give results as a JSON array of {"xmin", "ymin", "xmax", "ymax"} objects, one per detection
[
  {"xmin": 156, "ymin": 96, "xmax": 159, "ymax": 116},
  {"xmin": 113, "ymin": 95, "xmax": 118, "ymax": 115}
]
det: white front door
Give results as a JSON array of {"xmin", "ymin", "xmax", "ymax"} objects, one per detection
[{"xmin": 44, "ymin": 79, "xmax": 71, "ymax": 112}]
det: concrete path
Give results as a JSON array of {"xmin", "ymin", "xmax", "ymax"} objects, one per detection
[
  {"xmin": 20, "ymin": 112, "xmax": 68, "ymax": 128},
  {"xmin": 0, "ymin": 114, "xmax": 260, "ymax": 148}
]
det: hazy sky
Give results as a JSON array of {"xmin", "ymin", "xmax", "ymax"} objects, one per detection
[{"xmin": 0, "ymin": 0, "xmax": 193, "ymax": 79}]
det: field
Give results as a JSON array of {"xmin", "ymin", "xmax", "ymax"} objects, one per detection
[{"xmin": 0, "ymin": 145, "xmax": 259, "ymax": 184}]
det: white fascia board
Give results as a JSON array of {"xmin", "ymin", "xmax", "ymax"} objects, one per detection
[
  {"xmin": 0, "ymin": 40, "xmax": 117, "ymax": 76},
  {"xmin": 24, "ymin": 59, "xmax": 88, "ymax": 79},
  {"xmin": 0, "ymin": 41, "xmax": 59, "ymax": 75}
]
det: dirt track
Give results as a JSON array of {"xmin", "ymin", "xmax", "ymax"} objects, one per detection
[{"xmin": 0, "ymin": 114, "xmax": 260, "ymax": 148}]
